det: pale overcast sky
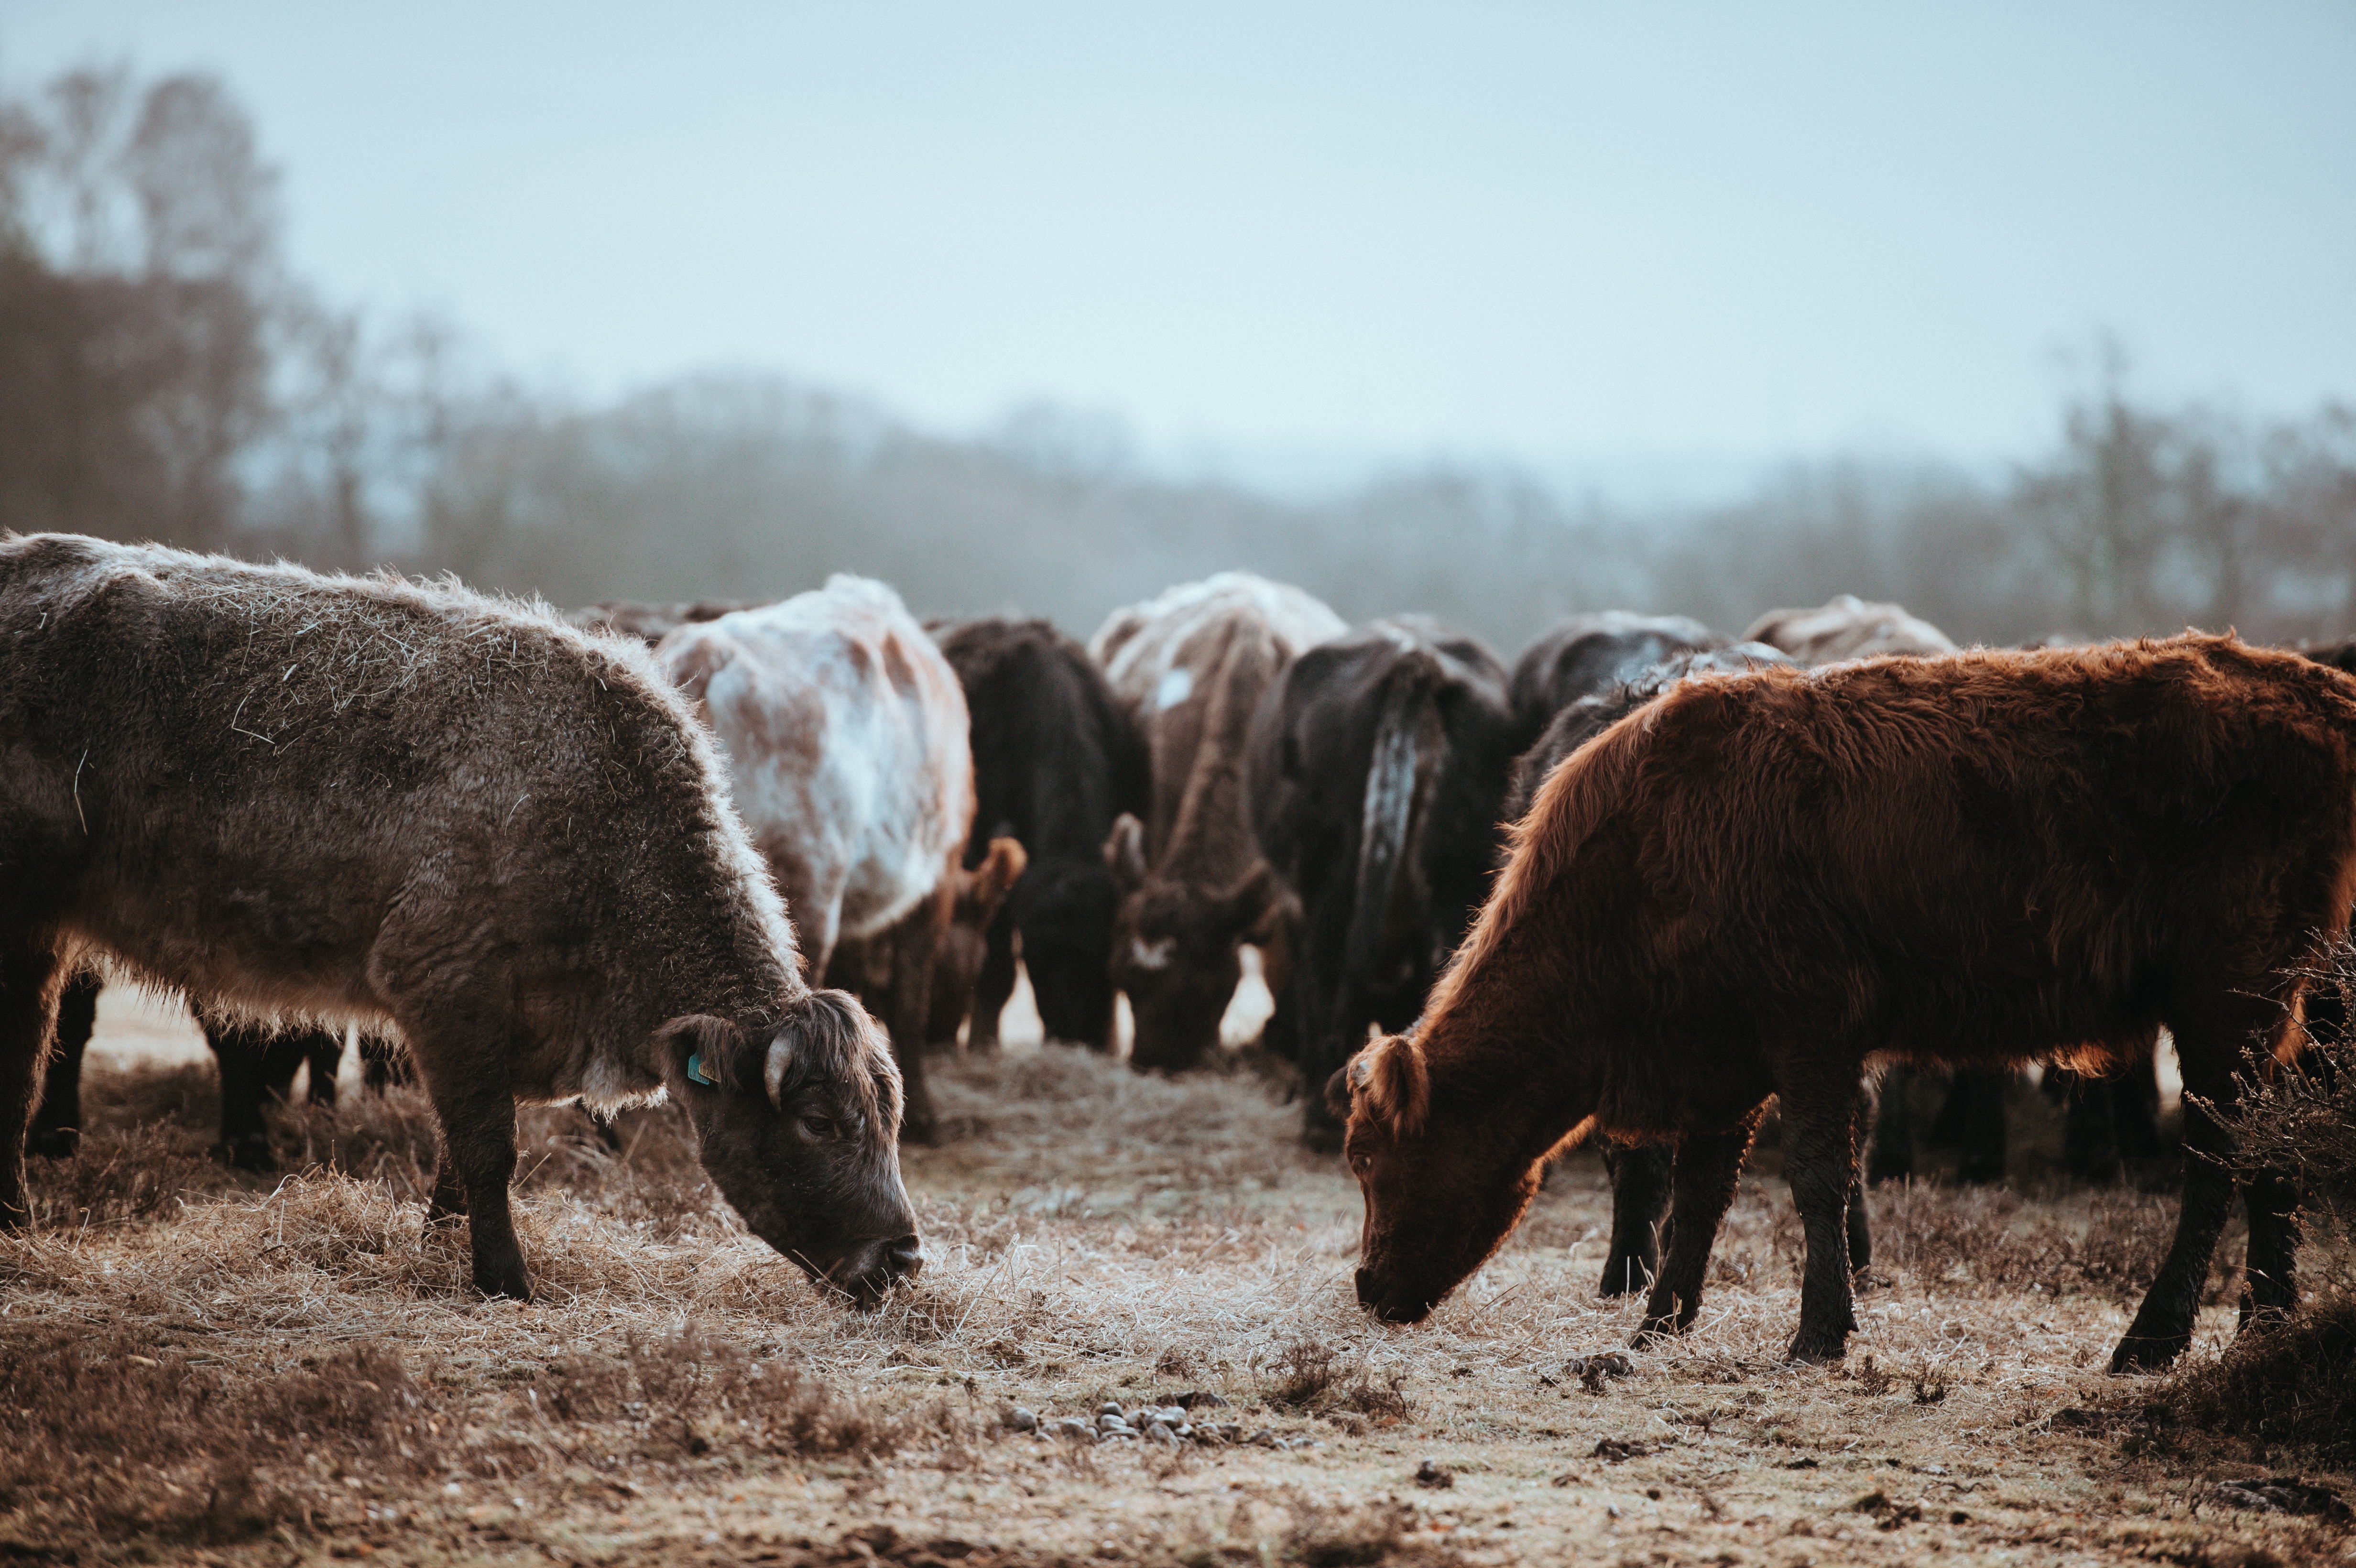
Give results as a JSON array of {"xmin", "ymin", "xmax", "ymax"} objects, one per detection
[{"xmin": 6, "ymin": 3, "xmax": 2351, "ymax": 477}]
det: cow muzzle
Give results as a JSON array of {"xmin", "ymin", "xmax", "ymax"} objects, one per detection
[
  {"xmin": 1354, "ymin": 1265, "xmax": 1437, "ymax": 1325},
  {"xmin": 823, "ymin": 1233, "xmax": 924, "ymax": 1309}
]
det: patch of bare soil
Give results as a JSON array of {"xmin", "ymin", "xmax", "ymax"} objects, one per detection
[{"xmin": 4, "ymin": 1035, "xmax": 2352, "ymax": 1566}]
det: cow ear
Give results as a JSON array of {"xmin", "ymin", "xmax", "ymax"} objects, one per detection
[
  {"xmin": 1323, "ymin": 1065, "xmax": 1354, "ymax": 1120},
  {"xmin": 970, "ymin": 836, "xmax": 1027, "ymax": 910},
  {"xmin": 1103, "ymin": 814, "xmax": 1148, "ymax": 892},
  {"xmin": 1351, "ymin": 1035, "xmax": 1429, "ymax": 1135},
  {"xmin": 655, "ymin": 1014, "xmax": 747, "ymax": 1091}
]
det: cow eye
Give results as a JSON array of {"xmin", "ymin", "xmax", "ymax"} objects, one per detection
[
  {"xmin": 1347, "ymin": 1150, "xmax": 1371, "ymax": 1176},
  {"xmin": 798, "ymin": 1113, "xmax": 840, "ymax": 1140}
]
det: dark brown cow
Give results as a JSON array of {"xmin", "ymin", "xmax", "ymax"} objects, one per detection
[
  {"xmin": 1507, "ymin": 611, "xmax": 1726, "ymax": 740},
  {"xmin": 1, "ymin": 534, "xmax": 919, "ymax": 1306},
  {"xmin": 1249, "ymin": 619, "xmax": 1518, "ymax": 1148},
  {"xmin": 1340, "ymin": 635, "xmax": 2356, "ymax": 1372},
  {"xmin": 927, "ymin": 617, "xmax": 1151, "ymax": 1051},
  {"xmin": 1091, "ymin": 574, "xmax": 1344, "ymax": 1071}
]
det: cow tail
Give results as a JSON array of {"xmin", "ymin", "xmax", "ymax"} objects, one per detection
[{"xmin": 1331, "ymin": 660, "xmax": 1432, "ymax": 1075}]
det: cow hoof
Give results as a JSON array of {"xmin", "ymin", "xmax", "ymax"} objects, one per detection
[
  {"xmin": 221, "ymin": 1135, "xmax": 278, "ymax": 1174},
  {"xmin": 1629, "ymin": 1318, "xmax": 1680, "ymax": 1349},
  {"xmin": 2108, "ymin": 1334, "xmax": 2188, "ymax": 1374},
  {"xmin": 476, "ymin": 1264, "xmax": 534, "ymax": 1302},
  {"xmin": 27, "ymin": 1129, "xmax": 80, "ymax": 1161},
  {"xmin": 1784, "ymin": 1331, "xmax": 1849, "ymax": 1365}
]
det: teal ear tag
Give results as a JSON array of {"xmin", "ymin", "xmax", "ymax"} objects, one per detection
[{"xmin": 687, "ymin": 1051, "xmax": 718, "ymax": 1087}]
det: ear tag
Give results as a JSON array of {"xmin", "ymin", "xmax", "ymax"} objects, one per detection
[{"xmin": 687, "ymin": 1051, "xmax": 718, "ymax": 1087}]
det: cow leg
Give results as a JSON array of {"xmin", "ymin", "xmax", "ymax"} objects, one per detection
[
  {"xmin": 1780, "ymin": 1074, "xmax": 1868, "ymax": 1362},
  {"xmin": 204, "ymin": 1015, "xmax": 282, "ymax": 1173},
  {"xmin": 29, "ymin": 973, "xmax": 100, "ymax": 1160},
  {"xmin": 302, "ymin": 1026, "xmax": 344, "ymax": 1108},
  {"xmin": 1598, "ymin": 1142, "xmax": 1671, "ymax": 1297},
  {"xmin": 1865, "ymin": 1063, "xmax": 1914, "ymax": 1185},
  {"xmin": 1952, "ymin": 1069, "xmax": 2008, "ymax": 1186},
  {"xmin": 1845, "ymin": 1162, "xmax": 1874, "ymax": 1271},
  {"xmin": 0, "ymin": 944, "xmax": 66, "ymax": 1231},
  {"xmin": 2239, "ymin": 1168, "xmax": 2300, "ymax": 1331},
  {"xmin": 409, "ymin": 1037, "xmax": 528, "ymax": 1300},
  {"xmin": 967, "ymin": 907, "xmax": 1017, "ymax": 1052},
  {"xmin": 2063, "ymin": 1067, "xmax": 2123, "ymax": 1184},
  {"xmin": 2115, "ymin": 1063, "xmax": 2164, "ymax": 1163},
  {"xmin": 1633, "ymin": 1111, "xmax": 1762, "ymax": 1344},
  {"xmin": 2111, "ymin": 999, "xmax": 2279, "ymax": 1373}
]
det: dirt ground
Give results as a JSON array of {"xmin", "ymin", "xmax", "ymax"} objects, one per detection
[{"xmin": 3, "ymin": 984, "xmax": 2351, "ymax": 1567}]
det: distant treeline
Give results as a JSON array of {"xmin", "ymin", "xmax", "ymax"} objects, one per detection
[{"xmin": 5, "ymin": 65, "xmax": 2352, "ymax": 653}]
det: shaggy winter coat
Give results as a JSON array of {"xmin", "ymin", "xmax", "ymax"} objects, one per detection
[
  {"xmin": 1342, "ymin": 635, "xmax": 2356, "ymax": 1373},
  {"xmin": 0, "ymin": 534, "xmax": 916, "ymax": 1306}
]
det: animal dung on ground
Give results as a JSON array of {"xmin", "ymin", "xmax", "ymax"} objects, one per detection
[
  {"xmin": 1590, "ymin": 1437, "xmax": 1661, "ymax": 1462},
  {"xmin": 1414, "ymin": 1458, "xmax": 1455, "ymax": 1489}
]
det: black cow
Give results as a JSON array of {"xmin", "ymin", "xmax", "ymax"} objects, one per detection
[
  {"xmin": 1507, "ymin": 612, "xmax": 1726, "ymax": 738},
  {"xmin": 31, "ymin": 973, "xmax": 347, "ymax": 1171},
  {"xmin": 928, "ymin": 619, "xmax": 1151, "ymax": 1050},
  {"xmin": 1249, "ymin": 620, "xmax": 1518, "ymax": 1149}
]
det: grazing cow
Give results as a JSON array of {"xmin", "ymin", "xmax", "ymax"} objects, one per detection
[
  {"xmin": 928, "ymin": 618, "xmax": 1152, "ymax": 1050},
  {"xmin": 1507, "ymin": 612, "xmax": 1726, "ymax": 739},
  {"xmin": 1250, "ymin": 620, "xmax": 1518, "ymax": 1148},
  {"xmin": 658, "ymin": 577, "xmax": 982, "ymax": 1145},
  {"xmin": 1, "ymin": 534, "xmax": 918, "ymax": 1306},
  {"xmin": 1091, "ymin": 574, "xmax": 1345, "ymax": 1072},
  {"xmin": 1743, "ymin": 593, "xmax": 1956, "ymax": 664},
  {"xmin": 1499, "ymin": 643, "xmax": 1852, "ymax": 1297},
  {"xmin": 1339, "ymin": 635, "xmax": 2356, "ymax": 1372}
]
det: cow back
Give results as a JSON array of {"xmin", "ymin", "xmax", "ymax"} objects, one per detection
[{"xmin": 662, "ymin": 576, "xmax": 973, "ymax": 944}]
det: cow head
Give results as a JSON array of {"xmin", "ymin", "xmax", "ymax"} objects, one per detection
[
  {"xmin": 1103, "ymin": 813, "xmax": 1280, "ymax": 1072},
  {"xmin": 927, "ymin": 837, "xmax": 1028, "ymax": 1041},
  {"xmin": 1006, "ymin": 854, "xmax": 1124, "ymax": 1047},
  {"xmin": 1336, "ymin": 1033, "xmax": 1545, "ymax": 1325},
  {"xmin": 657, "ymin": 988, "xmax": 921, "ymax": 1307}
]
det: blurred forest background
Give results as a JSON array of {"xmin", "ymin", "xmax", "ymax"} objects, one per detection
[{"xmin": 4, "ymin": 65, "xmax": 2351, "ymax": 650}]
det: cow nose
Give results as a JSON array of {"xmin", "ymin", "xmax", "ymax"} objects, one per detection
[{"xmin": 884, "ymin": 1234, "xmax": 924, "ymax": 1282}]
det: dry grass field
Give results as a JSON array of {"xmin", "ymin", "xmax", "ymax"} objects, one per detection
[{"xmin": 4, "ymin": 986, "xmax": 2352, "ymax": 1568}]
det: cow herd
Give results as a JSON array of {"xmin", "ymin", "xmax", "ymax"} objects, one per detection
[{"xmin": 4, "ymin": 531, "xmax": 2354, "ymax": 1380}]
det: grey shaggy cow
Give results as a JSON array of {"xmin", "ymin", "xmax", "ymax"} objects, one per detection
[{"xmin": 0, "ymin": 534, "xmax": 920, "ymax": 1306}]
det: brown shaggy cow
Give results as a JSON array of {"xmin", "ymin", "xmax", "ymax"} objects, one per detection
[
  {"xmin": 1340, "ymin": 635, "xmax": 2356, "ymax": 1372},
  {"xmin": 1091, "ymin": 574, "xmax": 1344, "ymax": 1071},
  {"xmin": 0, "ymin": 534, "xmax": 920, "ymax": 1307}
]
